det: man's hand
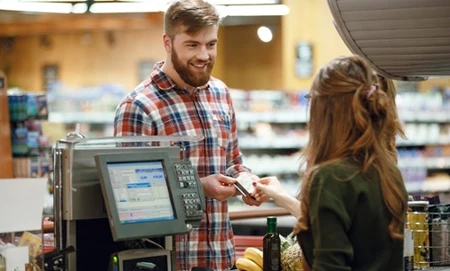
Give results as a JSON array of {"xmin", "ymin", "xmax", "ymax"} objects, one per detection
[
  {"xmin": 200, "ymin": 173, "xmax": 237, "ymax": 202},
  {"xmin": 242, "ymin": 194, "xmax": 263, "ymax": 206}
]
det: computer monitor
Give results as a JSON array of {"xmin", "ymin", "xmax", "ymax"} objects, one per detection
[{"xmin": 95, "ymin": 151, "xmax": 205, "ymax": 242}]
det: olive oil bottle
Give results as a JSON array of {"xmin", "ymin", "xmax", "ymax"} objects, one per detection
[{"xmin": 263, "ymin": 216, "xmax": 281, "ymax": 271}]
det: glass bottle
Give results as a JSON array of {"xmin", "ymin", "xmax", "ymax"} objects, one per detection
[{"xmin": 263, "ymin": 216, "xmax": 281, "ymax": 271}]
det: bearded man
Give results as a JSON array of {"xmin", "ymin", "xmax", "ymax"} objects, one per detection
[{"xmin": 114, "ymin": 1, "xmax": 261, "ymax": 270}]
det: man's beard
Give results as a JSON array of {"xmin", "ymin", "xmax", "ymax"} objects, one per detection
[{"xmin": 171, "ymin": 48, "xmax": 214, "ymax": 87}]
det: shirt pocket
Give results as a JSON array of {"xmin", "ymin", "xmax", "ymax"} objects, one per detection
[{"xmin": 212, "ymin": 113, "xmax": 231, "ymax": 149}]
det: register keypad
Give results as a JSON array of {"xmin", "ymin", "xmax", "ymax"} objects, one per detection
[
  {"xmin": 180, "ymin": 193, "xmax": 204, "ymax": 218},
  {"xmin": 174, "ymin": 162, "xmax": 203, "ymax": 218},
  {"xmin": 174, "ymin": 163, "xmax": 198, "ymax": 189}
]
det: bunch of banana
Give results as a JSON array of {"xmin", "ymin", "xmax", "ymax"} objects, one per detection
[{"xmin": 235, "ymin": 247, "xmax": 263, "ymax": 271}]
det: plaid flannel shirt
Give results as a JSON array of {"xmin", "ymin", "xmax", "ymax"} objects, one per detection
[{"xmin": 114, "ymin": 62, "xmax": 250, "ymax": 271}]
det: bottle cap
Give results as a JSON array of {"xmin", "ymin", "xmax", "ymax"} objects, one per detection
[{"xmin": 267, "ymin": 216, "xmax": 277, "ymax": 225}]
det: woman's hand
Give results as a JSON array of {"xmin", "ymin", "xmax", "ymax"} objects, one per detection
[
  {"xmin": 253, "ymin": 176, "xmax": 285, "ymax": 202},
  {"xmin": 254, "ymin": 177, "xmax": 301, "ymax": 218}
]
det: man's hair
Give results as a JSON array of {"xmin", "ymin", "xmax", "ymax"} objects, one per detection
[{"xmin": 164, "ymin": 0, "xmax": 221, "ymax": 40}]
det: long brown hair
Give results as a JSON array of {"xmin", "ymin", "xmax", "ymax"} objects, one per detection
[
  {"xmin": 295, "ymin": 55, "xmax": 407, "ymax": 239},
  {"xmin": 377, "ymin": 75, "xmax": 406, "ymax": 161}
]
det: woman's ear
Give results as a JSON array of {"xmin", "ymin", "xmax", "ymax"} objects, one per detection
[{"xmin": 163, "ymin": 34, "xmax": 172, "ymax": 54}]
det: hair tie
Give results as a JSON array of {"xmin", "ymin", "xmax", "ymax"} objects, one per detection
[{"xmin": 367, "ymin": 85, "xmax": 377, "ymax": 97}]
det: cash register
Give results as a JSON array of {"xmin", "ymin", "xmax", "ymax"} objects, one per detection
[
  {"xmin": 49, "ymin": 135, "xmax": 207, "ymax": 271},
  {"xmin": 95, "ymin": 151, "xmax": 205, "ymax": 271}
]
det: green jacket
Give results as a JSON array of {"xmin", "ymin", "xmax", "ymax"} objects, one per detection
[{"xmin": 298, "ymin": 160, "xmax": 407, "ymax": 271}]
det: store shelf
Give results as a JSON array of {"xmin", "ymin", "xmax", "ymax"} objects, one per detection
[
  {"xmin": 240, "ymin": 137, "xmax": 450, "ymax": 150},
  {"xmin": 245, "ymin": 163, "xmax": 301, "ymax": 175},
  {"xmin": 398, "ymin": 109, "xmax": 450, "ymax": 123},
  {"xmin": 48, "ymin": 110, "xmax": 450, "ymax": 131},
  {"xmin": 405, "ymin": 179, "xmax": 450, "ymax": 194},
  {"xmin": 48, "ymin": 112, "xmax": 115, "ymax": 124},
  {"xmin": 244, "ymin": 156, "xmax": 450, "ymax": 176},
  {"xmin": 236, "ymin": 109, "xmax": 450, "ymax": 124},
  {"xmin": 236, "ymin": 110, "xmax": 309, "ymax": 124},
  {"xmin": 397, "ymin": 138, "xmax": 450, "ymax": 147},
  {"xmin": 399, "ymin": 157, "xmax": 450, "ymax": 169},
  {"xmin": 239, "ymin": 136, "xmax": 308, "ymax": 149}
]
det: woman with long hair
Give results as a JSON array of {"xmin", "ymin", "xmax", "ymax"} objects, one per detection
[{"xmin": 253, "ymin": 55, "xmax": 408, "ymax": 270}]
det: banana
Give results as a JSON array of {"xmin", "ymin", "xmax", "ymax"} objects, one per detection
[
  {"xmin": 244, "ymin": 247, "xmax": 263, "ymax": 268},
  {"xmin": 236, "ymin": 257, "xmax": 263, "ymax": 271}
]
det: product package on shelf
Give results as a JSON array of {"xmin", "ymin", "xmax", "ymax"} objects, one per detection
[
  {"xmin": 7, "ymin": 91, "xmax": 51, "ymax": 179},
  {"xmin": 13, "ymin": 155, "xmax": 51, "ymax": 179},
  {"xmin": 8, "ymin": 93, "xmax": 48, "ymax": 122}
]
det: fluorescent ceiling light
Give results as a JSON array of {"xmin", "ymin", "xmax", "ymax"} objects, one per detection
[
  {"xmin": 20, "ymin": 0, "xmax": 108, "ymax": 2},
  {"xmin": 72, "ymin": 3, "xmax": 87, "ymax": 13},
  {"xmin": 0, "ymin": 0, "xmax": 288, "ymax": 15},
  {"xmin": 117, "ymin": 0, "xmax": 280, "ymax": 4},
  {"xmin": 209, "ymin": 0, "xmax": 279, "ymax": 4},
  {"xmin": 89, "ymin": 2, "xmax": 165, "ymax": 13},
  {"xmin": 222, "ymin": 4, "xmax": 289, "ymax": 16},
  {"xmin": 0, "ymin": 1, "xmax": 73, "ymax": 13},
  {"xmin": 89, "ymin": 3, "xmax": 289, "ymax": 16}
]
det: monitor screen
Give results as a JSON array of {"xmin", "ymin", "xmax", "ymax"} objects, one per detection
[
  {"xmin": 106, "ymin": 161, "xmax": 175, "ymax": 224},
  {"xmin": 95, "ymin": 151, "xmax": 203, "ymax": 241}
]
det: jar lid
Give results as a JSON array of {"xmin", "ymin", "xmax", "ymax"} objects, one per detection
[{"xmin": 408, "ymin": 201, "xmax": 429, "ymax": 207}]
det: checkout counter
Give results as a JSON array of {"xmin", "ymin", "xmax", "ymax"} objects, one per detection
[{"xmin": 48, "ymin": 134, "xmax": 207, "ymax": 271}]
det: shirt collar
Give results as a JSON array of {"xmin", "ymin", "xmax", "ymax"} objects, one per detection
[{"xmin": 150, "ymin": 61, "xmax": 210, "ymax": 91}]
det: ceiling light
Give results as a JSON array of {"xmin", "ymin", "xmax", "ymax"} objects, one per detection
[
  {"xmin": 0, "ymin": 0, "xmax": 289, "ymax": 15},
  {"xmin": 0, "ymin": 1, "xmax": 74, "ymax": 13},
  {"xmin": 20, "ymin": 0, "xmax": 85, "ymax": 2},
  {"xmin": 89, "ymin": 2, "xmax": 165, "ymax": 13},
  {"xmin": 88, "ymin": 3, "xmax": 289, "ymax": 16},
  {"xmin": 207, "ymin": 0, "xmax": 280, "ymax": 4},
  {"xmin": 257, "ymin": 26, "xmax": 272, "ymax": 42},
  {"xmin": 116, "ymin": 0, "xmax": 280, "ymax": 4},
  {"xmin": 72, "ymin": 3, "xmax": 87, "ymax": 13},
  {"xmin": 222, "ymin": 4, "xmax": 289, "ymax": 17}
]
